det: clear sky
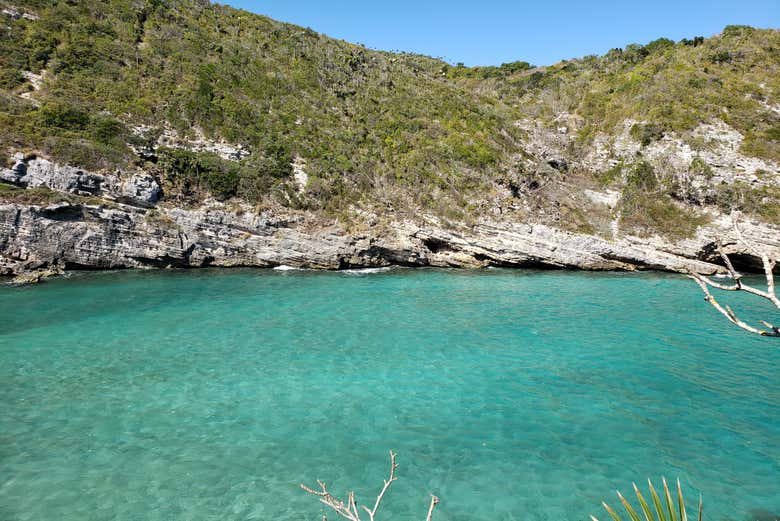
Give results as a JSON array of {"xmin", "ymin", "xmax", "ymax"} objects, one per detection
[{"xmin": 223, "ymin": 0, "xmax": 779, "ymax": 66}]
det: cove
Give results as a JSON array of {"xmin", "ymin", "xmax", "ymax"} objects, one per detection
[{"xmin": 1, "ymin": 268, "xmax": 778, "ymax": 521}]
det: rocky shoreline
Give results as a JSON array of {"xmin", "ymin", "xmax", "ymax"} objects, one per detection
[
  {"xmin": 2, "ymin": 196, "xmax": 779, "ymax": 282},
  {"xmin": 2, "ymin": 154, "xmax": 779, "ymax": 283}
]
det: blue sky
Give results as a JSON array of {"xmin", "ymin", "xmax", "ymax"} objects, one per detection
[{"xmin": 224, "ymin": 0, "xmax": 778, "ymax": 66}]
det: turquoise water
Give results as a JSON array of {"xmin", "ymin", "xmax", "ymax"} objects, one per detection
[{"xmin": 1, "ymin": 268, "xmax": 778, "ymax": 521}]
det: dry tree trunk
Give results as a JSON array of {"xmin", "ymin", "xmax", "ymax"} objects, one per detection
[
  {"xmin": 689, "ymin": 214, "xmax": 779, "ymax": 337},
  {"xmin": 301, "ymin": 451, "xmax": 439, "ymax": 521}
]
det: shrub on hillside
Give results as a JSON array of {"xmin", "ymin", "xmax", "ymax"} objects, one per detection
[
  {"xmin": 157, "ymin": 148, "xmax": 239, "ymax": 200},
  {"xmin": 36, "ymin": 103, "xmax": 90, "ymax": 130},
  {"xmin": 630, "ymin": 124, "xmax": 666, "ymax": 147},
  {"xmin": 645, "ymin": 38, "xmax": 675, "ymax": 54}
]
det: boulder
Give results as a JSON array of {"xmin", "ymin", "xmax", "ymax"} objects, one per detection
[
  {"xmin": 119, "ymin": 173, "xmax": 162, "ymax": 206},
  {"xmin": 21, "ymin": 157, "xmax": 106, "ymax": 195},
  {"xmin": 0, "ymin": 168, "xmax": 21, "ymax": 185},
  {"xmin": 3, "ymin": 156, "xmax": 161, "ymax": 207},
  {"xmin": 0, "ymin": 158, "xmax": 27, "ymax": 185}
]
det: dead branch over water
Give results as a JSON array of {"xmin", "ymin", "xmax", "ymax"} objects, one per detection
[
  {"xmin": 301, "ymin": 451, "xmax": 439, "ymax": 521},
  {"xmin": 689, "ymin": 214, "xmax": 779, "ymax": 337}
]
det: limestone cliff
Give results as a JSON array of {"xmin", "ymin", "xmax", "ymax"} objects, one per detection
[{"xmin": 1, "ymin": 153, "xmax": 778, "ymax": 278}]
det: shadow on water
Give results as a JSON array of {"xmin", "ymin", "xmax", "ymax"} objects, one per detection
[{"xmin": 748, "ymin": 509, "xmax": 780, "ymax": 521}]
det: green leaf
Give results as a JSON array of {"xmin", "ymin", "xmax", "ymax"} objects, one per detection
[
  {"xmin": 617, "ymin": 491, "xmax": 643, "ymax": 521},
  {"xmin": 597, "ymin": 479, "xmax": 701, "ymax": 521},
  {"xmin": 677, "ymin": 479, "xmax": 688, "ymax": 521},
  {"xmin": 648, "ymin": 479, "xmax": 667, "ymax": 521},
  {"xmin": 603, "ymin": 501, "xmax": 625, "ymax": 521},
  {"xmin": 633, "ymin": 482, "xmax": 654, "ymax": 521},
  {"xmin": 662, "ymin": 477, "xmax": 678, "ymax": 521}
]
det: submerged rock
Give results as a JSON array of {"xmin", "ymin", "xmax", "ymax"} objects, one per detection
[
  {"xmin": 748, "ymin": 509, "xmax": 780, "ymax": 521},
  {"xmin": 8, "ymin": 266, "xmax": 62, "ymax": 285}
]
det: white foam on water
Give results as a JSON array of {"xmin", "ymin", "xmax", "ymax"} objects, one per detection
[
  {"xmin": 273, "ymin": 265, "xmax": 303, "ymax": 271},
  {"xmin": 340, "ymin": 266, "xmax": 394, "ymax": 275}
]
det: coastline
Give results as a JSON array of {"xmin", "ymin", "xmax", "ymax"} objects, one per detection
[{"xmin": 2, "ymin": 196, "xmax": 779, "ymax": 284}]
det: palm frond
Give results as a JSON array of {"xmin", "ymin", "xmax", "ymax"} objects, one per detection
[{"xmin": 593, "ymin": 479, "xmax": 702, "ymax": 521}]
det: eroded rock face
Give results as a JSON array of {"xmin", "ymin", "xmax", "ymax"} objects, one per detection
[
  {"xmin": 119, "ymin": 173, "xmax": 161, "ymax": 206},
  {"xmin": 129, "ymin": 125, "xmax": 250, "ymax": 161},
  {"xmin": 1, "ymin": 151, "xmax": 778, "ymax": 279},
  {"xmin": 2, "ymin": 196, "xmax": 778, "ymax": 278},
  {"xmin": 0, "ymin": 157, "xmax": 162, "ymax": 207},
  {"xmin": 22, "ymin": 157, "xmax": 106, "ymax": 195},
  {"xmin": 1, "ymin": 6, "xmax": 39, "ymax": 20},
  {"xmin": 0, "ymin": 168, "xmax": 21, "ymax": 185},
  {"xmin": 518, "ymin": 117, "xmax": 780, "ymax": 196}
]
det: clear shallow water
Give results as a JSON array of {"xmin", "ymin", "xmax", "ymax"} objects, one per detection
[{"xmin": 1, "ymin": 268, "xmax": 778, "ymax": 521}]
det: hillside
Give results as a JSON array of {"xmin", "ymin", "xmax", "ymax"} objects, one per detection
[
  {"xmin": 0, "ymin": 0, "xmax": 779, "ymax": 276},
  {"xmin": 0, "ymin": 0, "xmax": 523, "ymax": 215}
]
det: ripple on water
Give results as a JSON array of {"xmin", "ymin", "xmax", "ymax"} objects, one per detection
[{"xmin": 0, "ymin": 269, "xmax": 778, "ymax": 521}]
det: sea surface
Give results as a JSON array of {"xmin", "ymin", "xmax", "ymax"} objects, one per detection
[{"xmin": 1, "ymin": 268, "xmax": 778, "ymax": 521}]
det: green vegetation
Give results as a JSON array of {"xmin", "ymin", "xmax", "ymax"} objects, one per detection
[
  {"xmin": 444, "ymin": 60, "xmax": 534, "ymax": 79},
  {"xmin": 0, "ymin": 0, "xmax": 523, "ymax": 215},
  {"xmin": 0, "ymin": 0, "xmax": 777, "ymax": 238},
  {"xmin": 617, "ymin": 161, "xmax": 709, "ymax": 239},
  {"xmin": 689, "ymin": 157, "xmax": 713, "ymax": 178},
  {"xmin": 0, "ymin": 182, "xmax": 112, "ymax": 206},
  {"xmin": 630, "ymin": 123, "xmax": 666, "ymax": 146},
  {"xmin": 156, "ymin": 148, "xmax": 240, "ymax": 201},
  {"xmin": 621, "ymin": 191, "xmax": 708, "ymax": 239},
  {"xmin": 595, "ymin": 162, "xmax": 625, "ymax": 186},
  {"xmin": 144, "ymin": 207, "xmax": 179, "ymax": 229},
  {"xmin": 494, "ymin": 26, "xmax": 780, "ymax": 161},
  {"xmin": 713, "ymin": 182, "xmax": 780, "ymax": 225},
  {"xmin": 594, "ymin": 478, "xmax": 700, "ymax": 521}
]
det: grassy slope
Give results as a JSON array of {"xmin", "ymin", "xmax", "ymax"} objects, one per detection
[
  {"xmin": 0, "ymin": 0, "xmax": 778, "ymax": 234},
  {"xmin": 486, "ymin": 26, "xmax": 780, "ymax": 159},
  {"xmin": 0, "ymin": 0, "xmax": 522, "ymax": 218}
]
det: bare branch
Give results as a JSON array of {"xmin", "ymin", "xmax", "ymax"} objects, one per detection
[
  {"xmin": 689, "ymin": 212, "xmax": 779, "ymax": 337},
  {"xmin": 362, "ymin": 451, "xmax": 398, "ymax": 521},
  {"xmin": 425, "ymin": 495, "xmax": 440, "ymax": 521},
  {"xmin": 690, "ymin": 274, "xmax": 778, "ymax": 336},
  {"xmin": 731, "ymin": 214, "xmax": 779, "ymax": 306},
  {"xmin": 301, "ymin": 452, "xmax": 438, "ymax": 521},
  {"xmin": 761, "ymin": 320, "xmax": 780, "ymax": 334},
  {"xmin": 716, "ymin": 239, "xmax": 741, "ymax": 280},
  {"xmin": 300, "ymin": 480, "xmax": 361, "ymax": 521},
  {"xmin": 694, "ymin": 249, "xmax": 778, "ymax": 304},
  {"xmin": 731, "ymin": 211, "xmax": 762, "ymax": 258}
]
